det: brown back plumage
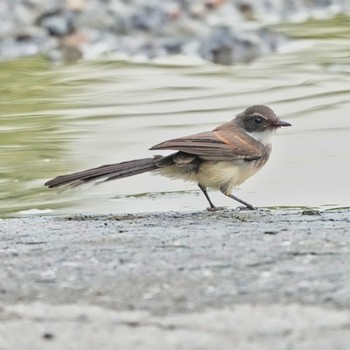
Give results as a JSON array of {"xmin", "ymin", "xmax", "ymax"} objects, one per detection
[{"xmin": 149, "ymin": 121, "xmax": 262, "ymax": 161}]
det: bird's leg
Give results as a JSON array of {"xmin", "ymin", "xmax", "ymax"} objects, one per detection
[
  {"xmin": 198, "ymin": 184, "xmax": 217, "ymax": 211},
  {"xmin": 220, "ymin": 187, "xmax": 256, "ymax": 210}
]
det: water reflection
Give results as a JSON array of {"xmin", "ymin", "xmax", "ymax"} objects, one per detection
[{"xmin": 1, "ymin": 18, "xmax": 350, "ymax": 217}]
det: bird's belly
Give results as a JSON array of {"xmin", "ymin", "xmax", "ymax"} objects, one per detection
[
  {"xmin": 158, "ymin": 160, "xmax": 261, "ymax": 194},
  {"xmin": 197, "ymin": 160, "xmax": 260, "ymax": 193}
]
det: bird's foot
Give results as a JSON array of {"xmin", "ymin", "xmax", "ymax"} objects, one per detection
[
  {"xmin": 236, "ymin": 205, "xmax": 256, "ymax": 211},
  {"xmin": 206, "ymin": 206, "xmax": 225, "ymax": 212}
]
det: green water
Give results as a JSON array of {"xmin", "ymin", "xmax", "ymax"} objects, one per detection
[{"xmin": 1, "ymin": 17, "xmax": 350, "ymax": 217}]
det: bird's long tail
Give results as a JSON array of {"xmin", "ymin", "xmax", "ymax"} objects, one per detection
[{"xmin": 45, "ymin": 158, "xmax": 158, "ymax": 188}]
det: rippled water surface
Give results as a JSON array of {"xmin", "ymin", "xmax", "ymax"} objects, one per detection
[{"xmin": 1, "ymin": 17, "xmax": 350, "ymax": 217}]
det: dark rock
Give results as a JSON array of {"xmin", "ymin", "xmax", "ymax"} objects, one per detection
[
  {"xmin": 42, "ymin": 332, "xmax": 55, "ymax": 340},
  {"xmin": 302, "ymin": 209, "xmax": 321, "ymax": 216},
  {"xmin": 264, "ymin": 231, "xmax": 279, "ymax": 235},
  {"xmin": 160, "ymin": 37, "xmax": 184, "ymax": 54},
  {"xmin": 40, "ymin": 14, "xmax": 74, "ymax": 37},
  {"xmin": 200, "ymin": 26, "xmax": 235, "ymax": 65},
  {"xmin": 199, "ymin": 26, "xmax": 271, "ymax": 65},
  {"xmin": 131, "ymin": 5, "xmax": 167, "ymax": 32}
]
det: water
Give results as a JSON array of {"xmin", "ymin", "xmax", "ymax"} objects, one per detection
[{"xmin": 1, "ymin": 17, "xmax": 350, "ymax": 217}]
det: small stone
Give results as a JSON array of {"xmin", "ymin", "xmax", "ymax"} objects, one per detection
[
  {"xmin": 264, "ymin": 231, "xmax": 279, "ymax": 235},
  {"xmin": 66, "ymin": 0, "xmax": 86, "ymax": 12},
  {"xmin": 41, "ymin": 15, "xmax": 72, "ymax": 37},
  {"xmin": 302, "ymin": 209, "xmax": 321, "ymax": 216},
  {"xmin": 42, "ymin": 332, "xmax": 54, "ymax": 340}
]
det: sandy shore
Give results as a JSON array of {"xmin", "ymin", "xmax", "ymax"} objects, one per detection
[{"xmin": 0, "ymin": 208, "xmax": 349, "ymax": 349}]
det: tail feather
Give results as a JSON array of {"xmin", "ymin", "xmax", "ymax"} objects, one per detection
[{"xmin": 45, "ymin": 158, "xmax": 158, "ymax": 188}]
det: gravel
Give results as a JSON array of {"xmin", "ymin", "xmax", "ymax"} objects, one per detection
[{"xmin": 1, "ymin": 0, "xmax": 350, "ymax": 64}]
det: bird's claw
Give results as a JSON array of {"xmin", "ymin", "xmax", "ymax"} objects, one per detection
[
  {"xmin": 207, "ymin": 206, "xmax": 225, "ymax": 212},
  {"xmin": 236, "ymin": 205, "xmax": 256, "ymax": 211}
]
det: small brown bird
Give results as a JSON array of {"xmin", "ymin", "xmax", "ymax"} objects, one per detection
[{"xmin": 45, "ymin": 105, "xmax": 291, "ymax": 210}]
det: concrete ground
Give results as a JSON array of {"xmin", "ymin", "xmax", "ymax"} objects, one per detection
[{"xmin": 0, "ymin": 208, "xmax": 349, "ymax": 349}]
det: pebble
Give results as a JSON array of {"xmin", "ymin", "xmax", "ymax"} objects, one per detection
[
  {"xmin": 302, "ymin": 209, "xmax": 321, "ymax": 216},
  {"xmin": 0, "ymin": 0, "xmax": 349, "ymax": 64}
]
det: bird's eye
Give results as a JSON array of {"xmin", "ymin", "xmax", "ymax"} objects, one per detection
[{"xmin": 253, "ymin": 116, "xmax": 263, "ymax": 125}]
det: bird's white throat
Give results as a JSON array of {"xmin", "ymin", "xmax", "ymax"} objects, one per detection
[{"xmin": 247, "ymin": 130, "xmax": 274, "ymax": 144}]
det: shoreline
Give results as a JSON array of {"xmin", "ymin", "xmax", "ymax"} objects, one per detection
[{"xmin": 1, "ymin": 208, "xmax": 350, "ymax": 348}]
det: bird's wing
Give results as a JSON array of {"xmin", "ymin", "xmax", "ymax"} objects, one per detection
[{"xmin": 150, "ymin": 122, "xmax": 262, "ymax": 161}]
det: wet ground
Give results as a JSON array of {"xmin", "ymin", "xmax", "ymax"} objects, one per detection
[{"xmin": 1, "ymin": 208, "xmax": 349, "ymax": 348}]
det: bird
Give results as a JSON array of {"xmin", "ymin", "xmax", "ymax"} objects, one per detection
[{"xmin": 45, "ymin": 105, "xmax": 291, "ymax": 210}]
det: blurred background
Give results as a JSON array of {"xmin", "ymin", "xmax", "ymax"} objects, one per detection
[{"xmin": 1, "ymin": 0, "xmax": 350, "ymax": 217}]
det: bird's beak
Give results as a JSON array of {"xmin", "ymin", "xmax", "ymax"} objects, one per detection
[{"xmin": 275, "ymin": 120, "xmax": 291, "ymax": 127}]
